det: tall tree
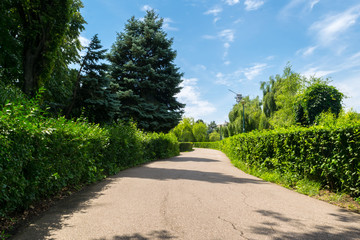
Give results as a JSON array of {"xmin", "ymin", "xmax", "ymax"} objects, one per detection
[
  {"xmin": 108, "ymin": 10, "xmax": 185, "ymax": 132},
  {"xmin": 261, "ymin": 64, "xmax": 303, "ymax": 128},
  {"xmin": 0, "ymin": 0, "xmax": 85, "ymax": 97},
  {"xmin": 0, "ymin": 0, "xmax": 22, "ymax": 86},
  {"xmin": 69, "ymin": 34, "xmax": 120, "ymax": 123},
  {"xmin": 296, "ymin": 82, "xmax": 343, "ymax": 125}
]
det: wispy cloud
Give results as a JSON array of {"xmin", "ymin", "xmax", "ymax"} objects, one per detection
[
  {"xmin": 310, "ymin": 5, "xmax": 360, "ymax": 46},
  {"xmin": 302, "ymin": 67, "xmax": 336, "ymax": 78},
  {"xmin": 204, "ymin": 6, "xmax": 223, "ymax": 23},
  {"xmin": 296, "ymin": 46, "xmax": 317, "ymax": 57},
  {"xmin": 280, "ymin": 0, "xmax": 320, "ymax": 17},
  {"xmin": 215, "ymin": 63, "xmax": 267, "ymax": 86},
  {"xmin": 203, "ymin": 29, "xmax": 235, "ymax": 59},
  {"xmin": 243, "ymin": 63, "xmax": 268, "ymax": 80},
  {"xmin": 218, "ymin": 29, "xmax": 235, "ymax": 42},
  {"xmin": 223, "ymin": 0, "xmax": 240, "ymax": 6},
  {"xmin": 162, "ymin": 18, "xmax": 178, "ymax": 31},
  {"xmin": 141, "ymin": 5, "xmax": 153, "ymax": 12},
  {"xmin": 176, "ymin": 78, "xmax": 216, "ymax": 119},
  {"xmin": 204, "ymin": 6, "xmax": 222, "ymax": 16},
  {"xmin": 310, "ymin": 0, "xmax": 320, "ymax": 10},
  {"xmin": 244, "ymin": 0, "xmax": 265, "ymax": 11}
]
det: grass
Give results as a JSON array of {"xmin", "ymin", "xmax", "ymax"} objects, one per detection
[{"xmin": 230, "ymin": 158, "xmax": 360, "ymax": 214}]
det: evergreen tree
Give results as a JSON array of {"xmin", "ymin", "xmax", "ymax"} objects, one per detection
[
  {"xmin": 69, "ymin": 34, "xmax": 120, "ymax": 123},
  {"xmin": 108, "ymin": 10, "xmax": 184, "ymax": 132}
]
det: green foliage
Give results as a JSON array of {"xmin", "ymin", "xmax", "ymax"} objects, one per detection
[
  {"xmin": 179, "ymin": 142, "xmax": 193, "ymax": 152},
  {"xmin": 171, "ymin": 118, "xmax": 195, "ymax": 142},
  {"xmin": 108, "ymin": 10, "xmax": 184, "ymax": 132},
  {"xmin": 217, "ymin": 125, "xmax": 360, "ymax": 197},
  {"xmin": 209, "ymin": 131, "xmax": 220, "ymax": 142},
  {"xmin": 192, "ymin": 121, "xmax": 208, "ymax": 142},
  {"xmin": 0, "ymin": 100, "xmax": 179, "ymax": 217},
  {"xmin": 296, "ymin": 82, "xmax": 344, "ymax": 125},
  {"xmin": 68, "ymin": 34, "xmax": 120, "ymax": 123},
  {"xmin": 265, "ymin": 64, "xmax": 303, "ymax": 128},
  {"xmin": 1, "ymin": 0, "xmax": 85, "ymax": 96},
  {"xmin": 172, "ymin": 117, "xmax": 215, "ymax": 142},
  {"xmin": 193, "ymin": 142, "xmax": 221, "ymax": 150},
  {"xmin": 224, "ymin": 96, "xmax": 264, "ymax": 136}
]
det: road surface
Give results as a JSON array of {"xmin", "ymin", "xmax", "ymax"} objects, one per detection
[{"xmin": 14, "ymin": 148, "xmax": 360, "ymax": 239}]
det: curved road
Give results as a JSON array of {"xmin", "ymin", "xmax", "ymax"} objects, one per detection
[{"xmin": 14, "ymin": 148, "xmax": 360, "ymax": 239}]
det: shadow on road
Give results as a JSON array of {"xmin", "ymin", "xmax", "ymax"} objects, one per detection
[
  {"xmin": 13, "ymin": 177, "xmax": 116, "ymax": 240},
  {"xmin": 123, "ymin": 166, "xmax": 264, "ymax": 185},
  {"xmin": 251, "ymin": 208, "xmax": 360, "ymax": 240},
  {"xmin": 92, "ymin": 230, "xmax": 177, "ymax": 240},
  {"xmin": 162, "ymin": 156, "xmax": 220, "ymax": 163}
]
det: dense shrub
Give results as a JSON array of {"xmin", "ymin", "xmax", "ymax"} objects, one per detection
[
  {"xmin": 179, "ymin": 142, "xmax": 193, "ymax": 152},
  {"xmin": 193, "ymin": 142, "xmax": 221, "ymax": 150},
  {"xmin": 198, "ymin": 125, "xmax": 360, "ymax": 197},
  {"xmin": 0, "ymin": 101, "xmax": 179, "ymax": 217}
]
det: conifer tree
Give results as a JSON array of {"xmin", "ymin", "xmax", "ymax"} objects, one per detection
[
  {"xmin": 108, "ymin": 10, "xmax": 184, "ymax": 132},
  {"xmin": 70, "ymin": 34, "xmax": 120, "ymax": 123}
]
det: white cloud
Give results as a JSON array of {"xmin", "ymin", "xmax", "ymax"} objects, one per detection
[
  {"xmin": 141, "ymin": 5, "xmax": 153, "ymax": 11},
  {"xmin": 224, "ymin": 61, "xmax": 231, "ymax": 65},
  {"xmin": 243, "ymin": 63, "xmax": 268, "ymax": 80},
  {"xmin": 204, "ymin": 6, "xmax": 222, "ymax": 23},
  {"xmin": 204, "ymin": 6, "xmax": 222, "ymax": 16},
  {"xmin": 176, "ymin": 78, "xmax": 216, "ymax": 120},
  {"xmin": 215, "ymin": 63, "xmax": 267, "ymax": 86},
  {"xmin": 244, "ymin": 0, "xmax": 264, "ymax": 11},
  {"xmin": 79, "ymin": 35, "xmax": 91, "ymax": 47},
  {"xmin": 334, "ymin": 76, "xmax": 360, "ymax": 112},
  {"xmin": 162, "ymin": 18, "xmax": 178, "ymax": 31},
  {"xmin": 296, "ymin": 46, "xmax": 317, "ymax": 57},
  {"xmin": 310, "ymin": 0, "xmax": 320, "ymax": 10},
  {"xmin": 223, "ymin": 0, "xmax": 240, "ymax": 6},
  {"xmin": 302, "ymin": 67, "xmax": 336, "ymax": 78},
  {"xmin": 280, "ymin": 0, "xmax": 321, "ymax": 17},
  {"xmin": 310, "ymin": 5, "xmax": 360, "ymax": 46},
  {"xmin": 219, "ymin": 29, "xmax": 235, "ymax": 42}
]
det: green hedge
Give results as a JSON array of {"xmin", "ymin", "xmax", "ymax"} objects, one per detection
[
  {"xmin": 197, "ymin": 125, "xmax": 360, "ymax": 197},
  {"xmin": 0, "ymin": 101, "xmax": 179, "ymax": 217},
  {"xmin": 179, "ymin": 142, "xmax": 193, "ymax": 152},
  {"xmin": 193, "ymin": 142, "xmax": 221, "ymax": 150}
]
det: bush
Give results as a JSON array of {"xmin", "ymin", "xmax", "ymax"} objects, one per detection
[
  {"xmin": 193, "ymin": 142, "xmax": 221, "ymax": 150},
  {"xmin": 0, "ymin": 100, "xmax": 179, "ymax": 217},
  {"xmin": 222, "ymin": 126, "xmax": 360, "ymax": 197},
  {"xmin": 197, "ymin": 125, "xmax": 360, "ymax": 197},
  {"xmin": 179, "ymin": 142, "xmax": 193, "ymax": 152}
]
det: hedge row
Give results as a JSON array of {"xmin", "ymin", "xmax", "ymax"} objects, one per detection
[
  {"xmin": 196, "ymin": 125, "xmax": 360, "ymax": 197},
  {"xmin": 0, "ymin": 102, "xmax": 179, "ymax": 217},
  {"xmin": 179, "ymin": 142, "xmax": 193, "ymax": 152},
  {"xmin": 193, "ymin": 142, "xmax": 221, "ymax": 150}
]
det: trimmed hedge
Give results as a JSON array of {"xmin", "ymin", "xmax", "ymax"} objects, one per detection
[
  {"xmin": 179, "ymin": 142, "xmax": 193, "ymax": 152},
  {"xmin": 193, "ymin": 142, "xmax": 221, "ymax": 150},
  {"xmin": 0, "ymin": 102, "xmax": 179, "ymax": 217},
  {"xmin": 197, "ymin": 125, "xmax": 360, "ymax": 197}
]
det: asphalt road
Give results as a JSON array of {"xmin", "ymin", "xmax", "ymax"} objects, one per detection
[{"xmin": 13, "ymin": 148, "xmax": 360, "ymax": 240}]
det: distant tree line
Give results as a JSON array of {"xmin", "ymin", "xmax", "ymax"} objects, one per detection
[
  {"xmin": 0, "ymin": 1, "xmax": 184, "ymax": 132},
  {"xmin": 221, "ymin": 64, "xmax": 350, "ymax": 137}
]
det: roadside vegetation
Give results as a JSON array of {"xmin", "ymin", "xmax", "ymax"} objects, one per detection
[
  {"xmin": 190, "ymin": 65, "xmax": 360, "ymax": 212},
  {"xmin": 1, "ymin": 2, "xmax": 183, "ymax": 238}
]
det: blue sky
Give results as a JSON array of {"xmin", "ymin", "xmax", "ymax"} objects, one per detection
[{"xmin": 80, "ymin": 0, "xmax": 360, "ymax": 124}]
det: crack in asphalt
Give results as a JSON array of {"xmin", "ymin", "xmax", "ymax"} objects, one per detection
[{"xmin": 218, "ymin": 216, "xmax": 249, "ymax": 240}]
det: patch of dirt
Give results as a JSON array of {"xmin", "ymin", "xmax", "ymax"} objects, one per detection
[{"xmin": 314, "ymin": 190, "xmax": 360, "ymax": 214}]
